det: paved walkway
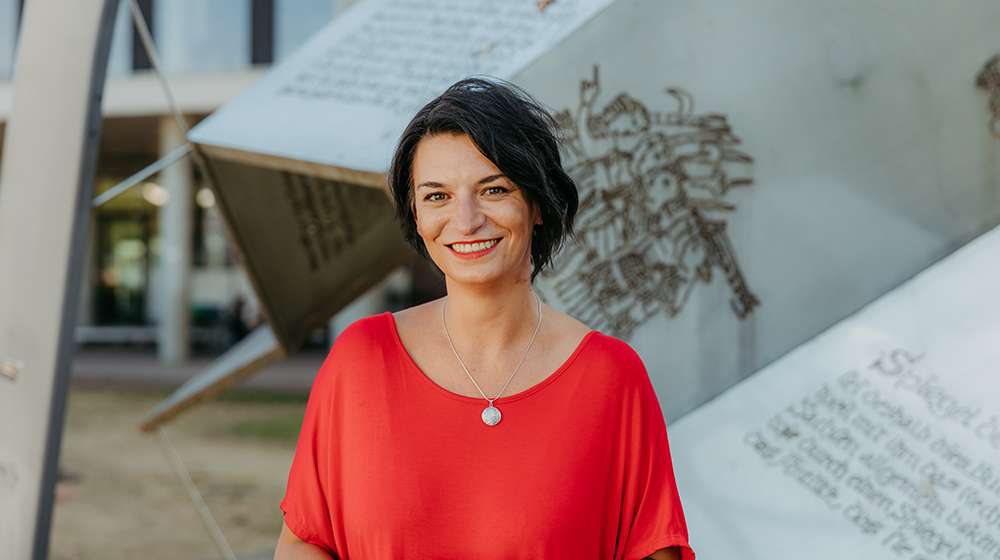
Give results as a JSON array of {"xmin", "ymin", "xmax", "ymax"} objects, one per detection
[{"xmin": 71, "ymin": 346, "xmax": 327, "ymax": 393}]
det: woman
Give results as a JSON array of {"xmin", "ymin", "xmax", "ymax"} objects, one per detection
[{"xmin": 275, "ymin": 78, "xmax": 693, "ymax": 560}]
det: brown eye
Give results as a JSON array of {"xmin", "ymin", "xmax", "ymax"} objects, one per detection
[
  {"xmin": 424, "ymin": 192, "xmax": 447, "ymax": 202},
  {"xmin": 485, "ymin": 186, "xmax": 508, "ymax": 195}
]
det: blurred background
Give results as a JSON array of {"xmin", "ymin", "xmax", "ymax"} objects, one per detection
[
  {"xmin": 2, "ymin": 0, "xmax": 398, "ymax": 363},
  {"xmin": 0, "ymin": 1, "xmax": 438, "ymax": 558}
]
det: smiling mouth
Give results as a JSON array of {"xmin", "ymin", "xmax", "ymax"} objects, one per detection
[{"xmin": 449, "ymin": 239, "xmax": 500, "ymax": 254}]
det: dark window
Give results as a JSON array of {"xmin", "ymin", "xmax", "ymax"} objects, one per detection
[
  {"xmin": 251, "ymin": 0, "xmax": 274, "ymax": 65},
  {"xmin": 132, "ymin": 0, "xmax": 153, "ymax": 71}
]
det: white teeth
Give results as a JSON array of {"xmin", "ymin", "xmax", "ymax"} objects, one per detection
[{"xmin": 451, "ymin": 239, "xmax": 499, "ymax": 254}]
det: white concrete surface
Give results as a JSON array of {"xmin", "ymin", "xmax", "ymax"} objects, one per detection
[{"xmin": 669, "ymin": 223, "xmax": 1000, "ymax": 559}]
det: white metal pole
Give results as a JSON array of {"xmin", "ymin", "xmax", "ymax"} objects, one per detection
[{"xmin": 154, "ymin": 428, "xmax": 238, "ymax": 560}]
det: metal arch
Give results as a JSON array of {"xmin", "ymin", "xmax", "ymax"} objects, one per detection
[
  {"xmin": 90, "ymin": 143, "xmax": 191, "ymax": 207},
  {"xmin": 0, "ymin": 0, "xmax": 118, "ymax": 558}
]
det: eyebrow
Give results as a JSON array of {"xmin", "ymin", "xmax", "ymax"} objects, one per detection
[
  {"xmin": 415, "ymin": 174, "xmax": 509, "ymax": 190},
  {"xmin": 477, "ymin": 174, "xmax": 507, "ymax": 185}
]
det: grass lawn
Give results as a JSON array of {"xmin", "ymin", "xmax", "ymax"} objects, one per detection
[{"xmin": 49, "ymin": 389, "xmax": 308, "ymax": 560}]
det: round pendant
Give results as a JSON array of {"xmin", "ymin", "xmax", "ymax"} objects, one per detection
[{"xmin": 481, "ymin": 405, "xmax": 501, "ymax": 426}]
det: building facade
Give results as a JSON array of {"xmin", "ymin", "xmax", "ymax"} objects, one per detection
[{"xmin": 0, "ymin": 0, "xmax": 360, "ymax": 360}]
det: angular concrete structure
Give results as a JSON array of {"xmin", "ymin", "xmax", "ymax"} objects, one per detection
[
  {"xmin": 162, "ymin": 0, "xmax": 620, "ymax": 423},
  {"xmin": 189, "ymin": 0, "xmax": 1000, "ymax": 424},
  {"xmin": 668, "ymin": 222, "xmax": 1000, "ymax": 560},
  {"xmin": 188, "ymin": 0, "xmax": 619, "ymax": 354}
]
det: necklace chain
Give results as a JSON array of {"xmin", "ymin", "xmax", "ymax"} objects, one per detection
[{"xmin": 441, "ymin": 293, "xmax": 542, "ymax": 405}]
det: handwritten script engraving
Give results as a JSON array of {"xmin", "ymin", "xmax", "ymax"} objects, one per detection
[
  {"xmin": 281, "ymin": 173, "xmax": 391, "ymax": 272},
  {"xmin": 278, "ymin": 0, "xmax": 583, "ymax": 115},
  {"xmin": 744, "ymin": 348, "xmax": 1000, "ymax": 559}
]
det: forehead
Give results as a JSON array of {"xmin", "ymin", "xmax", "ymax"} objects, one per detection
[{"xmin": 412, "ymin": 134, "xmax": 503, "ymax": 185}]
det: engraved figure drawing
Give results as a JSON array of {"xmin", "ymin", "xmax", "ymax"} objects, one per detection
[
  {"xmin": 546, "ymin": 67, "xmax": 759, "ymax": 340},
  {"xmin": 976, "ymin": 55, "xmax": 1000, "ymax": 139}
]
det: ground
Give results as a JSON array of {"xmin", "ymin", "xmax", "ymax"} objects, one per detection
[{"xmin": 49, "ymin": 389, "xmax": 308, "ymax": 560}]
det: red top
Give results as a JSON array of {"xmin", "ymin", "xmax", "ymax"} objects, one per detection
[{"xmin": 281, "ymin": 313, "xmax": 694, "ymax": 560}]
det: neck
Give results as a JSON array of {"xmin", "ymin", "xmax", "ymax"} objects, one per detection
[{"xmin": 442, "ymin": 275, "xmax": 539, "ymax": 363}]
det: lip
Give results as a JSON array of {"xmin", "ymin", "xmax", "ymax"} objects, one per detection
[{"xmin": 447, "ymin": 238, "xmax": 501, "ymax": 260}]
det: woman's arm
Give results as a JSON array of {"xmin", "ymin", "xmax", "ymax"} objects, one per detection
[
  {"xmin": 645, "ymin": 546, "xmax": 682, "ymax": 560},
  {"xmin": 273, "ymin": 521, "xmax": 334, "ymax": 560}
]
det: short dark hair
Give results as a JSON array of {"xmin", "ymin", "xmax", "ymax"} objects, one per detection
[{"xmin": 388, "ymin": 77, "xmax": 578, "ymax": 281}]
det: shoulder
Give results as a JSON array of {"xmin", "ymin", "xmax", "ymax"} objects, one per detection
[
  {"xmin": 575, "ymin": 331, "xmax": 652, "ymax": 389},
  {"xmin": 330, "ymin": 312, "xmax": 393, "ymax": 353},
  {"xmin": 314, "ymin": 313, "xmax": 395, "ymax": 389},
  {"xmin": 583, "ymin": 332, "xmax": 646, "ymax": 368},
  {"xmin": 538, "ymin": 302, "xmax": 648, "ymax": 382}
]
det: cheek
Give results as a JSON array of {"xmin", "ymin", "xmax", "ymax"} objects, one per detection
[
  {"xmin": 413, "ymin": 207, "xmax": 440, "ymax": 243},
  {"xmin": 506, "ymin": 203, "xmax": 538, "ymax": 232},
  {"xmin": 414, "ymin": 215, "xmax": 428, "ymax": 241}
]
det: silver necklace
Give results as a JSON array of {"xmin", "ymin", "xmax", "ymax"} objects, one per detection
[{"xmin": 441, "ymin": 294, "xmax": 542, "ymax": 426}]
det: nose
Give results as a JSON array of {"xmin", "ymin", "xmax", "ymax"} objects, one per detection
[{"xmin": 453, "ymin": 192, "xmax": 486, "ymax": 234}]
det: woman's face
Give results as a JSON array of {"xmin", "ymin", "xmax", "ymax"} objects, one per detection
[{"xmin": 412, "ymin": 133, "xmax": 539, "ymax": 288}]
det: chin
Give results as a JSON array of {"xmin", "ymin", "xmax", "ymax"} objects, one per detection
[{"xmin": 443, "ymin": 264, "xmax": 532, "ymax": 288}]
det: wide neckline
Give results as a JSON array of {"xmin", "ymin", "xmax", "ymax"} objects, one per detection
[{"xmin": 385, "ymin": 312, "xmax": 596, "ymax": 406}]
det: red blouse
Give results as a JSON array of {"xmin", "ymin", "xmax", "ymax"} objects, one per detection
[{"xmin": 281, "ymin": 313, "xmax": 694, "ymax": 560}]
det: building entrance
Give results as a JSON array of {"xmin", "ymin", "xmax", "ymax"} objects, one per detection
[{"xmin": 95, "ymin": 214, "xmax": 152, "ymax": 325}]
